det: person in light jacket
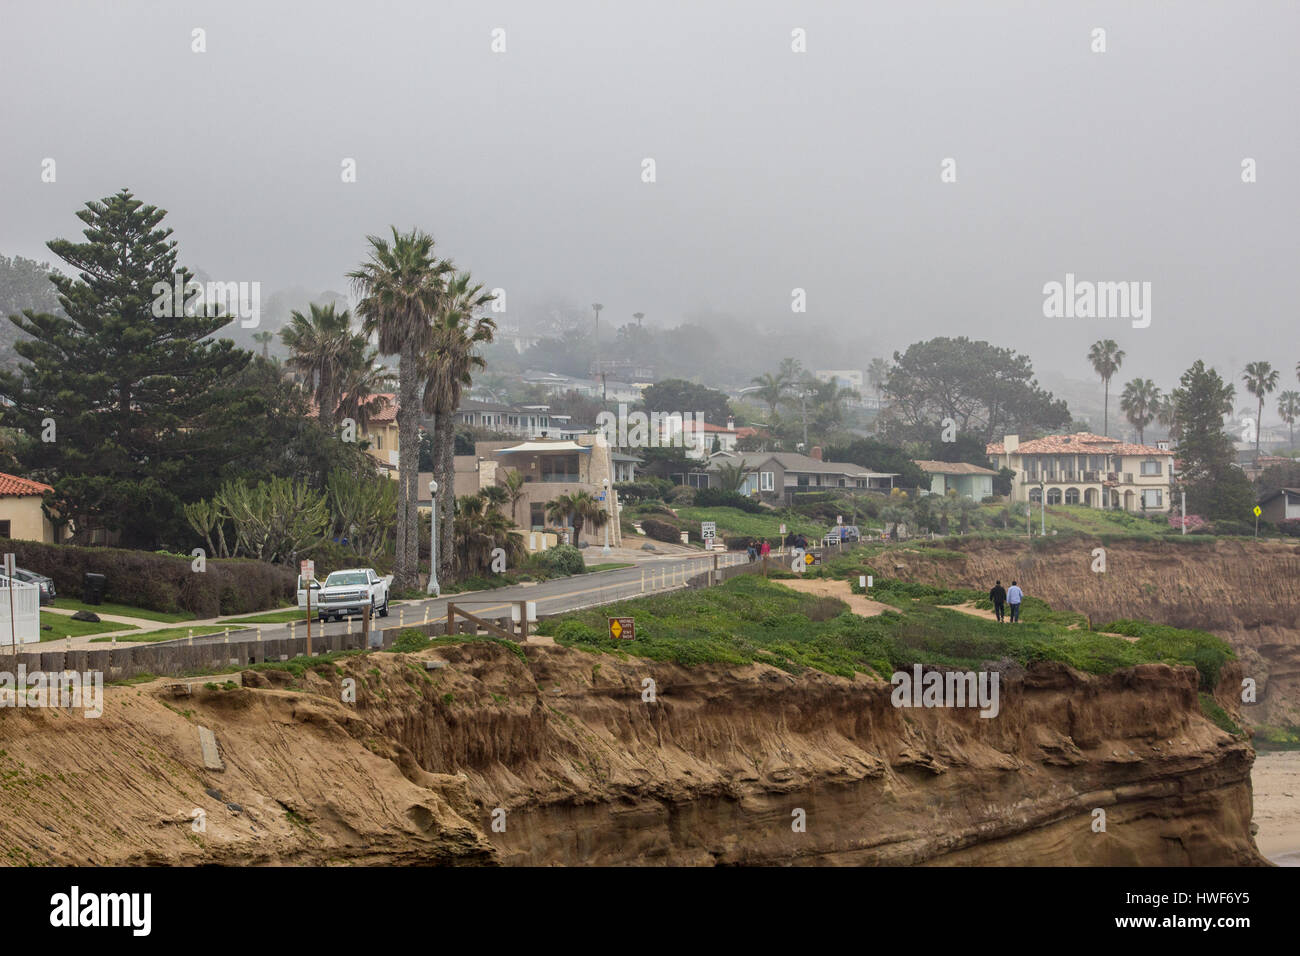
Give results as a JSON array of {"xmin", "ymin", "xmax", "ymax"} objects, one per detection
[{"xmin": 1006, "ymin": 581, "xmax": 1024, "ymax": 623}]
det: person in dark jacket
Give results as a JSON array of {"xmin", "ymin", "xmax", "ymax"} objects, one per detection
[{"xmin": 989, "ymin": 581, "xmax": 1007, "ymax": 622}]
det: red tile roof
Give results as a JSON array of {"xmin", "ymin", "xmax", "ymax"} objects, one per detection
[
  {"xmin": 987, "ymin": 433, "xmax": 1170, "ymax": 457},
  {"xmin": 0, "ymin": 473, "xmax": 54, "ymax": 497},
  {"xmin": 306, "ymin": 393, "xmax": 397, "ymax": 424}
]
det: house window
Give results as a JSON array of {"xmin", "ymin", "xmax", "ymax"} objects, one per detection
[
  {"xmin": 375, "ymin": 433, "xmax": 383, "ymax": 449},
  {"xmin": 1047, "ymin": 488, "xmax": 1062, "ymax": 505},
  {"xmin": 1065, "ymin": 487, "xmax": 1080, "ymax": 505},
  {"xmin": 0, "ymin": 520, "xmax": 9, "ymax": 538},
  {"xmin": 1029, "ymin": 487, "xmax": 1042, "ymax": 503},
  {"xmin": 760, "ymin": 471, "xmax": 775, "ymax": 492},
  {"xmin": 1140, "ymin": 460, "xmax": 1161, "ymax": 476},
  {"xmin": 1142, "ymin": 489, "xmax": 1163, "ymax": 508}
]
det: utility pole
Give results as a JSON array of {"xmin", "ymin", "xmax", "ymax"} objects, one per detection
[
  {"xmin": 602, "ymin": 479, "xmax": 611, "ymax": 555},
  {"xmin": 592, "ymin": 302, "xmax": 603, "ymax": 399}
]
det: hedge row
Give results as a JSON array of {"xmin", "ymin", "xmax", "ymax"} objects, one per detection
[
  {"xmin": 640, "ymin": 517, "xmax": 683, "ymax": 544},
  {"xmin": 2, "ymin": 539, "xmax": 295, "ymax": 617}
]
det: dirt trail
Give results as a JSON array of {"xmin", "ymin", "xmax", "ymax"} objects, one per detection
[
  {"xmin": 778, "ymin": 577, "xmax": 895, "ymax": 616},
  {"xmin": 887, "ymin": 537, "xmax": 1300, "ymax": 726}
]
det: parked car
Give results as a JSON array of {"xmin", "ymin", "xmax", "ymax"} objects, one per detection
[
  {"xmin": 313, "ymin": 568, "xmax": 391, "ymax": 622},
  {"xmin": 1, "ymin": 568, "xmax": 56, "ymax": 605},
  {"xmin": 822, "ymin": 525, "xmax": 861, "ymax": 546},
  {"xmin": 296, "ymin": 574, "xmax": 321, "ymax": 611}
]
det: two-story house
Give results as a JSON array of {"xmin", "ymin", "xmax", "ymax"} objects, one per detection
[{"xmin": 986, "ymin": 433, "xmax": 1174, "ymax": 512}]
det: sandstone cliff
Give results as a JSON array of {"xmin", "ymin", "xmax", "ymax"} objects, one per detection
[{"xmin": 0, "ymin": 637, "xmax": 1264, "ymax": 866}]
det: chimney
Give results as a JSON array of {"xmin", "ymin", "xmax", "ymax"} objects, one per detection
[
  {"xmin": 1004, "ymin": 435, "xmax": 1019, "ymax": 454},
  {"xmin": 810, "ymin": 446, "xmax": 823, "ymax": 461},
  {"xmin": 727, "ymin": 415, "xmax": 735, "ymax": 432}
]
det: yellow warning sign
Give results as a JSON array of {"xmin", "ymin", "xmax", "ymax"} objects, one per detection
[
  {"xmin": 1254, "ymin": 505, "xmax": 1262, "ymax": 517},
  {"xmin": 608, "ymin": 617, "xmax": 635, "ymax": 640}
]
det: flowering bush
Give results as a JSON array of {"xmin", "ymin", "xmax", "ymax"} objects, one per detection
[{"xmin": 1169, "ymin": 513, "xmax": 1206, "ymax": 532}]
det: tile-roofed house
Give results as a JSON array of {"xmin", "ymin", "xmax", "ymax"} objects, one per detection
[
  {"xmin": 0, "ymin": 472, "xmax": 61, "ymax": 542},
  {"xmin": 986, "ymin": 433, "xmax": 1174, "ymax": 512}
]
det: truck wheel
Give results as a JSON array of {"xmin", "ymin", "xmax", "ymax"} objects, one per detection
[{"xmin": 379, "ymin": 597, "xmax": 389, "ymax": 618}]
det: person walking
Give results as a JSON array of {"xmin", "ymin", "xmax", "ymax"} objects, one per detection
[
  {"xmin": 989, "ymin": 580, "xmax": 1007, "ymax": 622},
  {"xmin": 1006, "ymin": 580, "xmax": 1024, "ymax": 623},
  {"xmin": 746, "ymin": 540, "xmax": 757, "ymax": 563},
  {"xmin": 759, "ymin": 539, "xmax": 771, "ymax": 559}
]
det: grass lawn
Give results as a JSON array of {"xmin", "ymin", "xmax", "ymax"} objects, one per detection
[
  {"xmin": 50, "ymin": 598, "xmax": 195, "ymax": 623},
  {"xmin": 671, "ymin": 506, "xmax": 823, "ymax": 540},
  {"xmin": 585, "ymin": 562, "xmax": 634, "ymax": 573},
  {"xmin": 976, "ymin": 501, "xmax": 1173, "ymax": 537},
  {"xmin": 536, "ymin": 573, "xmax": 1234, "ymax": 692},
  {"xmin": 223, "ymin": 609, "xmax": 310, "ymax": 624},
  {"xmin": 90, "ymin": 625, "xmax": 228, "ymax": 643},
  {"xmin": 39, "ymin": 611, "xmax": 137, "ymax": 641}
]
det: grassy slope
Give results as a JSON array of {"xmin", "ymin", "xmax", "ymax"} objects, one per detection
[
  {"xmin": 535, "ymin": 573, "xmax": 1235, "ymax": 691},
  {"xmin": 656, "ymin": 506, "xmax": 823, "ymax": 540},
  {"xmin": 50, "ymin": 598, "xmax": 195, "ymax": 623},
  {"xmin": 39, "ymin": 611, "xmax": 137, "ymax": 641}
]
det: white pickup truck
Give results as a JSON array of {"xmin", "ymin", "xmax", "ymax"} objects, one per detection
[{"xmin": 298, "ymin": 568, "xmax": 391, "ymax": 622}]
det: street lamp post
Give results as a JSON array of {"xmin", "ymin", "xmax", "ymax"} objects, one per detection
[
  {"xmin": 1039, "ymin": 479, "xmax": 1046, "ymax": 536},
  {"xmin": 592, "ymin": 303, "xmax": 604, "ymax": 400},
  {"xmin": 427, "ymin": 479, "xmax": 440, "ymax": 596},
  {"xmin": 602, "ymin": 478, "xmax": 611, "ymax": 555}
]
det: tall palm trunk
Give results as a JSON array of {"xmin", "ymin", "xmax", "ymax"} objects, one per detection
[
  {"xmin": 393, "ymin": 340, "xmax": 421, "ymax": 590},
  {"xmin": 1256, "ymin": 396, "xmax": 1264, "ymax": 458},
  {"xmin": 436, "ymin": 415, "xmax": 456, "ymax": 581}
]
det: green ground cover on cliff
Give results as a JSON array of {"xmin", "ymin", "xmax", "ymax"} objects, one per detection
[{"xmin": 536, "ymin": 573, "xmax": 1234, "ymax": 689}]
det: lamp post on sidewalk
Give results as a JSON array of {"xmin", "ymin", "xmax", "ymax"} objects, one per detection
[
  {"xmin": 602, "ymin": 478, "xmax": 611, "ymax": 555},
  {"xmin": 427, "ymin": 478, "xmax": 440, "ymax": 596}
]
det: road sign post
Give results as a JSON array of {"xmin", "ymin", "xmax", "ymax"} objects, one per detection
[
  {"xmin": 701, "ymin": 521, "xmax": 716, "ymax": 551},
  {"xmin": 301, "ymin": 559, "xmax": 315, "ymax": 656},
  {"xmin": 1254, "ymin": 505, "xmax": 1262, "ymax": 540}
]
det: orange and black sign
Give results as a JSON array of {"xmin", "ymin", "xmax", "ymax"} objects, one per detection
[{"xmin": 608, "ymin": 617, "xmax": 635, "ymax": 640}]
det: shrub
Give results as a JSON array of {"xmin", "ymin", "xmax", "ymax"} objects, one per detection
[
  {"xmin": 1277, "ymin": 519, "xmax": 1300, "ymax": 537},
  {"xmin": 390, "ymin": 629, "xmax": 433, "ymax": 653},
  {"xmin": 2, "ymin": 539, "xmax": 293, "ymax": 617},
  {"xmin": 640, "ymin": 517, "xmax": 683, "ymax": 543},
  {"xmin": 694, "ymin": 487, "xmax": 765, "ymax": 513},
  {"xmin": 539, "ymin": 543, "xmax": 585, "ymax": 576},
  {"xmin": 664, "ymin": 485, "xmax": 696, "ymax": 505}
]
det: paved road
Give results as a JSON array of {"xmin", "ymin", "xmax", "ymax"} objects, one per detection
[{"xmin": 162, "ymin": 550, "xmax": 757, "ymax": 648}]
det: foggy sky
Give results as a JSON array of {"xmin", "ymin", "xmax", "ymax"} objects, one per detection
[{"xmin": 2, "ymin": 0, "xmax": 1296, "ymax": 388}]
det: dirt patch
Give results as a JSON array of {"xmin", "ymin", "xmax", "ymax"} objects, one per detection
[{"xmin": 777, "ymin": 577, "xmax": 895, "ymax": 617}]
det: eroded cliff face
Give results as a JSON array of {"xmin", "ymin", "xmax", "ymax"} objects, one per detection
[
  {"xmin": 0, "ymin": 639, "xmax": 1264, "ymax": 866},
  {"xmin": 881, "ymin": 538, "xmax": 1300, "ymax": 728}
]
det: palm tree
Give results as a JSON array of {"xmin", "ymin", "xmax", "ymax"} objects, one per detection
[
  {"xmin": 867, "ymin": 357, "xmax": 889, "ymax": 407},
  {"xmin": 750, "ymin": 372, "xmax": 786, "ymax": 419},
  {"xmin": 348, "ymin": 227, "xmax": 452, "ymax": 590},
  {"xmin": 1087, "ymin": 340, "xmax": 1125, "ymax": 436},
  {"xmin": 714, "ymin": 461, "xmax": 747, "ymax": 493},
  {"xmin": 1277, "ymin": 390, "xmax": 1300, "ymax": 450},
  {"xmin": 453, "ymin": 493, "xmax": 524, "ymax": 576},
  {"xmin": 252, "ymin": 330, "xmax": 273, "ymax": 359},
  {"xmin": 545, "ymin": 493, "xmax": 580, "ymax": 539},
  {"xmin": 336, "ymin": 348, "xmax": 395, "ymax": 432},
  {"xmin": 481, "ymin": 484, "xmax": 510, "ymax": 511},
  {"xmin": 1243, "ymin": 361, "xmax": 1280, "ymax": 460},
  {"xmin": 421, "ymin": 270, "xmax": 496, "ymax": 582},
  {"xmin": 279, "ymin": 302, "xmax": 354, "ymax": 427},
  {"xmin": 1119, "ymin": 378, "xmax": 1161, "ymax": 444},
  {"xmin": 502, "ymin": 469, "xmax": 527, "ymax": 526}
]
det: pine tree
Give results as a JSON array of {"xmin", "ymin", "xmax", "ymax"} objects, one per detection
[
  {"xmin": 0, "ymin": 189, "xmax": 251, "ymax": 547},
  {"xmin": 1172, "ymin": 360, "xmax": 1254, "ymax": 521}
]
